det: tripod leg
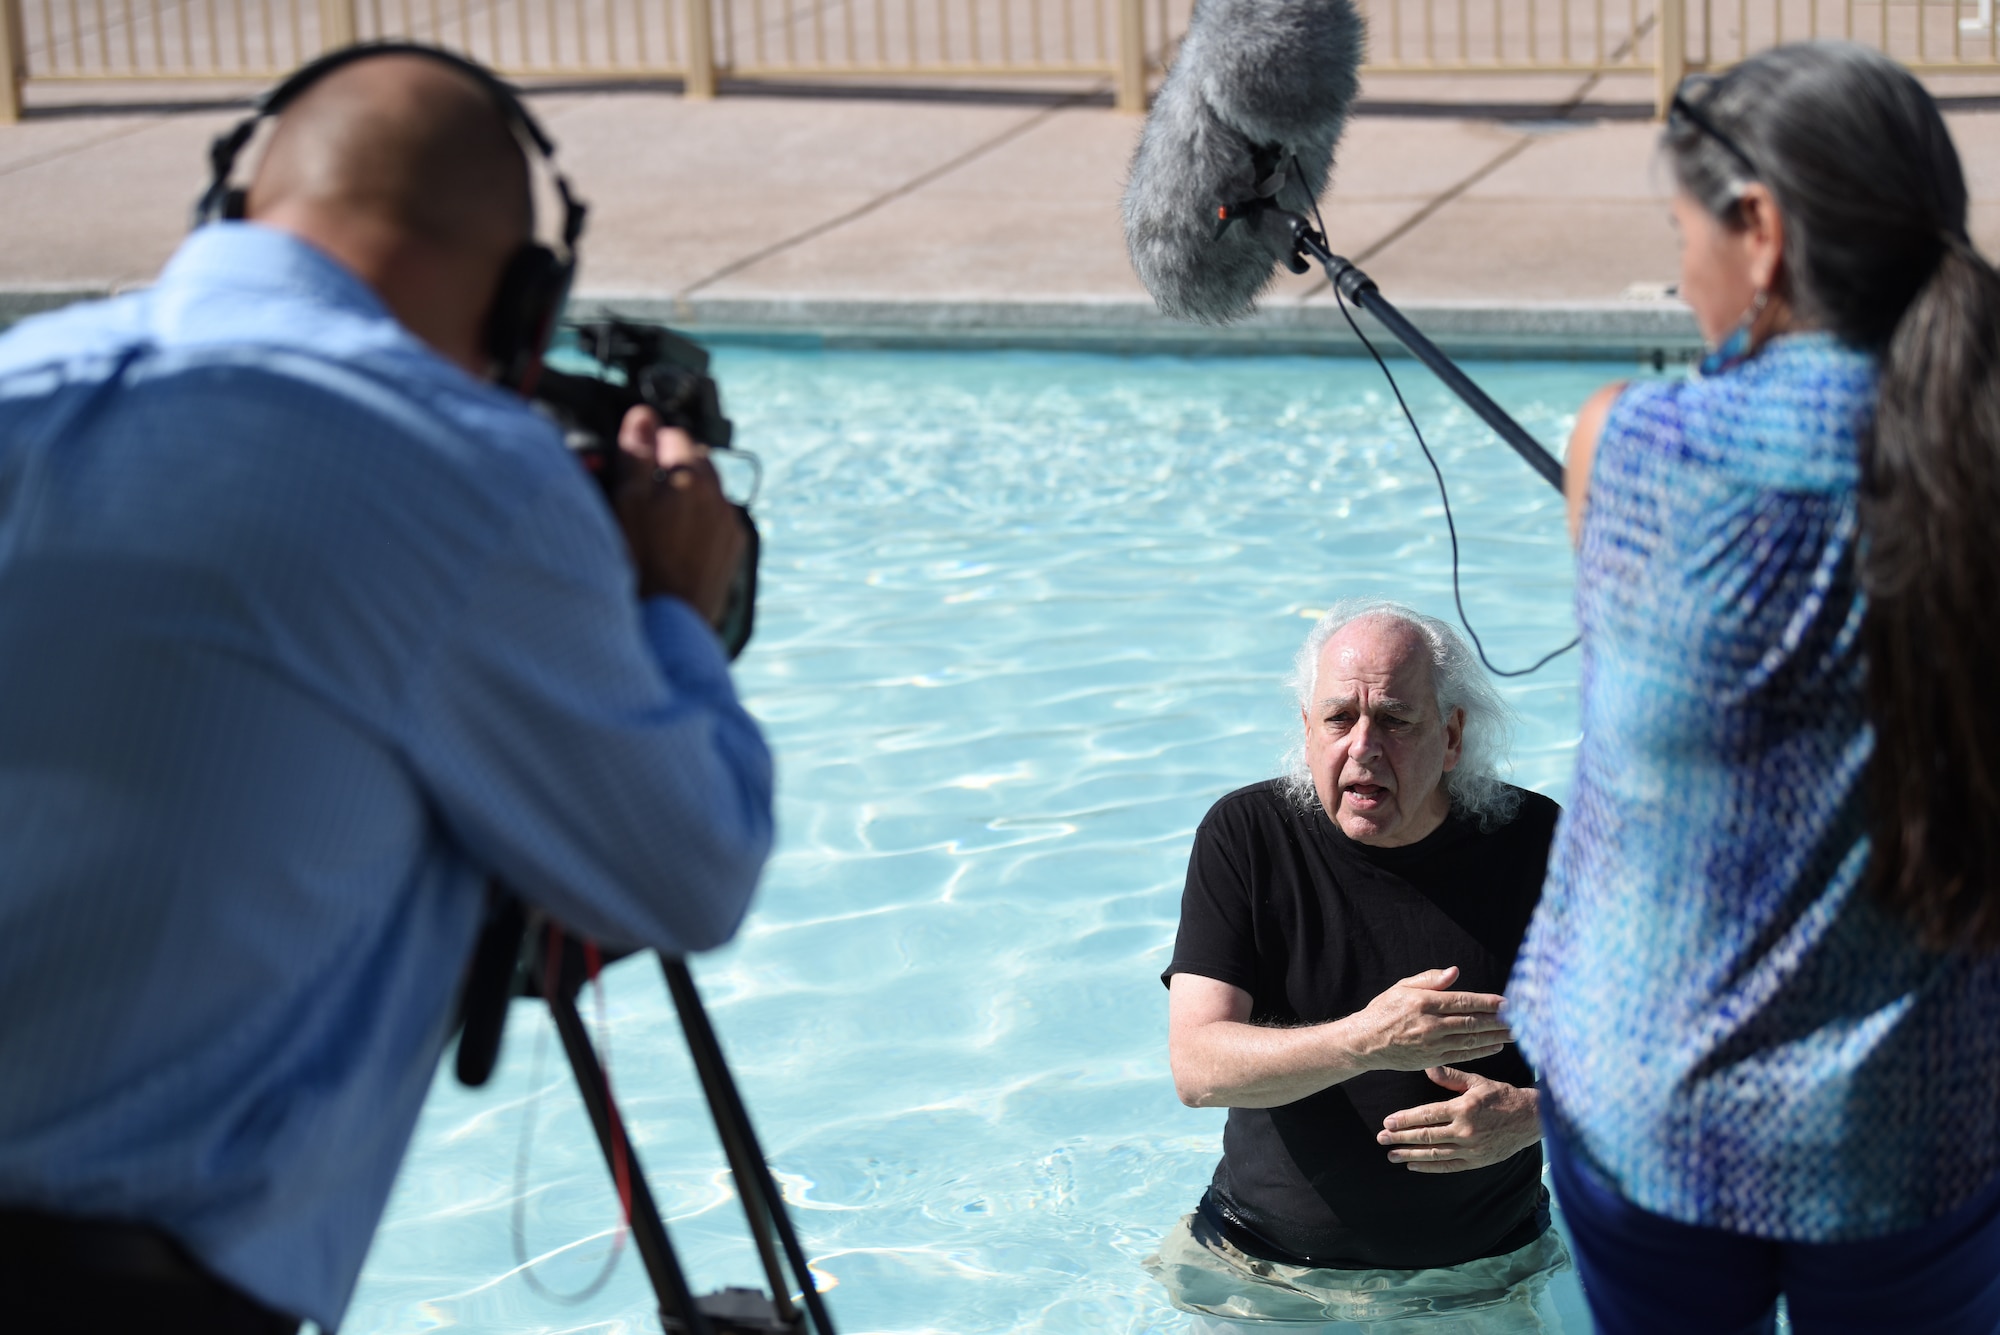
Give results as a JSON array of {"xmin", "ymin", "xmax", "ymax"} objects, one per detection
[
  {"xmin": 662, "ymin": 957, "xmax": 838, "ymax": 1335},
  {"xmin": 662, "ymin": 962, "xmax": 792, "ymax": 1322},
  {"xmin": 546, "ymin": 985, "xmax": 716, "ymax": 1335}
]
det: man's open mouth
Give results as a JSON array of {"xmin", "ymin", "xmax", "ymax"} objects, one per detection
[{"xmin": 1345, "ymin": 783, "xmax": 1390, "ymax": 804}]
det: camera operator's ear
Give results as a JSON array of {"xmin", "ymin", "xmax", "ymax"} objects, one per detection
[{"xmin": 484, "ymin": 242, "xmax": 573, "ymax": 395}]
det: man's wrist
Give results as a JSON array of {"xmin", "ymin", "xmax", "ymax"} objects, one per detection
[
  {"xmin": 639, "ymin": 595, "xmax": 734, "ymax": 696},
  {"xmin": 1318, "ymin": 1013, "xmax": 1378, "ymax": 1080}
]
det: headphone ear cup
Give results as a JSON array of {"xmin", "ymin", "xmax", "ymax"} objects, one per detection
[
  {"xmin": 484, "ymin": 243, "xmax": 572, "ymax": 393},
  {"xmin": 190, "ymin": 179, "xmax": 248, "ymax": 230}
]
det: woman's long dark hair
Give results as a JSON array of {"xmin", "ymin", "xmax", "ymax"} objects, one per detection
[{"xmin": 1667, "ymin": 43, "xmax": 2000, "ymax": 952}]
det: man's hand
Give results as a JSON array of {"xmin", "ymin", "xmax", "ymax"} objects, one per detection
[
  {"xmin": 1376, "ymin": 1066, "xmax": 1542, "ymax": 1174},
  {"xmin": 1345, "ymin": 967, "xmax": 1512, "ymax": 1072},
  {"xmin": 613, "ymin": 403, "xmax": 745, "ymax": 625},
  {"xmin": 1167, "ymin": 966, "xmax": 1510, "ymax": 1110}
]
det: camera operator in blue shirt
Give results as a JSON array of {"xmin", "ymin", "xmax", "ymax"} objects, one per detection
[{"xmin": 0, "ymin": 47, "xmax": 772, "ymax": 1333}]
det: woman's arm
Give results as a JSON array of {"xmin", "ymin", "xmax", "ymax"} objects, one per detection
[{"xmin": 1567, "ymin": 383, "xmax": 1624, "ymax": 545}]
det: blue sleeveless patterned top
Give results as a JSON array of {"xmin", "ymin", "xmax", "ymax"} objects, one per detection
[{"xmin": 1510, "ymin": 331, "xmax": 2000, "ymax": 1242}]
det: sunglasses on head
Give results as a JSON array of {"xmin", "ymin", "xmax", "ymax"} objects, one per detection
[{"xmin": 1669, "ymin": 75, "xmax": 1761, "ymax": 183}]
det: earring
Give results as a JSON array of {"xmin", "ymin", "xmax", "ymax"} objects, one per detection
[{"xmin": 1703, "ymin": 287, "xmax": 1768, "ymax": 372}]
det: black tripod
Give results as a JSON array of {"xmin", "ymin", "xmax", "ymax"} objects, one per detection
[{"xmin": 455, "ymin": 895, "xmax": 837, "ymax": 1335}]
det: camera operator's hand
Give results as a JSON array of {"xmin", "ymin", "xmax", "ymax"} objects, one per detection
[{"xmin": 614, "ymin": 404, "xmax": 745, "ymax": 628}]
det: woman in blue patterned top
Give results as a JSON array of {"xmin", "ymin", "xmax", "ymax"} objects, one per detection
[{"xmin": 1506, "ymin": 43, "xmax": 2000, "ymax": 1334}]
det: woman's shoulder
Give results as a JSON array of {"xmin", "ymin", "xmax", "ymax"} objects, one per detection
[{"xmin": 1600, "ymin": 334, "xmax": 1875, "ymax": 493}]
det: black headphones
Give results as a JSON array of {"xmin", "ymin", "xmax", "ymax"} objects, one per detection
[{"xmin": 194, "ymin": 42, "xmax": 589, "ymax": 393}]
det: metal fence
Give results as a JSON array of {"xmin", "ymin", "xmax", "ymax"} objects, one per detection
[
  {"xmin": 2, "ymin": 0, "xmax": 1996, "ymax": 120},
  {"xmin": 1365, "ymin": 0, "xmax": 1661, "ymax": 72},
  {"xmin": 1363, "ymin": 0, "xmax": 1996, "ymax": 74},
  {"xmin": 0, "ymin": 0, "xmax": 1185, "ymax": 112}
]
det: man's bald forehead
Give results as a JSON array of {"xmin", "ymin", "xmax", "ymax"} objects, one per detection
[
  {"xmin": 1316, "ymin": 613, "xmax": 1438, "ymax": 700},
  {"xmin": 1324, "ymin": 613, "xmax": 1430, "ymax": 668},
  {"xmin": 247, "ymin": 52, "xmax": 533, "ymax": 247}
]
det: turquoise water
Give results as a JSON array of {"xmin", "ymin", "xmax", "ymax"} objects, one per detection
[{"xmin": 343, "ymin": 347, "xmax": 1646, "ymax": 1334}]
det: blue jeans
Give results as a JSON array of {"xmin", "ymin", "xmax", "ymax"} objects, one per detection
[{"xmin": 1543, "ymin": 1115, "xmax": 2000, "ymax": 1335}]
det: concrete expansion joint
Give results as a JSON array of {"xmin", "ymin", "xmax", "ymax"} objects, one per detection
[
  {"xmin": 670, "ymin": 84, "xmax": 1108, "ymax": 304},
  {"xmin": 1291, "ymin": 36, "xmax": 1653, "ymax": 305}
]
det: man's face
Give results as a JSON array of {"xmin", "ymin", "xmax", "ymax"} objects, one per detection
[{"xmin": 1302, "ymin": 616, "xmax": 1464, "ymax": 848}]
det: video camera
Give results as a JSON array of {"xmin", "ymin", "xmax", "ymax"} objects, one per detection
[{"xmin": 534, "ymin": 319, "xmax": 761, "ymax": 659}]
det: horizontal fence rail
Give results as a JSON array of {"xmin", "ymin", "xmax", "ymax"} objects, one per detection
[
  {"xmin": 0, "ymin": 0, "xmax": 1189, "ymax": 113},
  {"xmin": 710, "ymin": 0, "xmax": 1189, "ymax": 74},
  {"xmin": 1359, "ymin": 0, "xmax": 1996, "ymax": 73},
  {"xmin": 1362, "ymin": 0, "xmax": 1661, "ymax": 72},
  {"xmin": 2, "ymin": 0, "xmax": 1996, "ymax": 120},
  {"xmin": 352, "ymin": 0, "xmax": 694, "ymax": 77},
  {"xmin": 19, "ymin": 0, "xmax": 314, "ymax": 80},
  {"xmin": 1683, "ymin": 0, "xmax": 1998, "ymax": 69}
]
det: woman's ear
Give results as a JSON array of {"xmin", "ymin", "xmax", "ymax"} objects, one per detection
[{"xmin": 1736, "ymin": 182, "xmax": 1788, "ymax": 295}]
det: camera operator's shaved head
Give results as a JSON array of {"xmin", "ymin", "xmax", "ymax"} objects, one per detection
[{"xmin": 245, "ymin": 52, "xmax": 534, "ymax": 375}]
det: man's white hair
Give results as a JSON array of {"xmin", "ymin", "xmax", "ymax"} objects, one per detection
[{"xmin": 1281, "ymin": 598, "xmax": 1521, "ymax": 830}]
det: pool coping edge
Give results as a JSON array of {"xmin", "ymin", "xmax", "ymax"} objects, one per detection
[{"xmin": 2, "ymin": 288, "xmax": 1705, "ymax": 360}]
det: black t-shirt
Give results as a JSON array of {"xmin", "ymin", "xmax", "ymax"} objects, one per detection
[{"xmin": 1164, "ymin": 779, "xmax": 1561, "ymax": 1269}]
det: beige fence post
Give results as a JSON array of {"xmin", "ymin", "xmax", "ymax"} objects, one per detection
[
  {"xmin": 1655, "ymin": 0, "xmax": 1687, "ymax": 118},
  {"xmin": 319, "ymin": 0, "xmax": 358, "ymax": 50},
  {"xmin": 1115, "ymin": 0, "xmax": 1147, "ymax": 111},
  {"xmin": 683, "ymin": 0, "xmax": 717, "ymax": 98},
  {"xmin": 0, "ymin": 0, "xmax": 25, "ymax": 125}
]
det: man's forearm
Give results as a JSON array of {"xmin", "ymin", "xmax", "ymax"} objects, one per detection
[{"xmin": 1171, "ymin": 1015, "xmax": 1377, "ymax": 1109}]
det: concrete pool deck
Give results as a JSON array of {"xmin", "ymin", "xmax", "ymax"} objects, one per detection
[{"xmin": 1, "ymin": 66, "xmax": 1997, "ymax": 356}]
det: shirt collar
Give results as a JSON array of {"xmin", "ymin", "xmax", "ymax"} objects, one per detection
[
  {"xmin": 1696, "ymin": 327, "xmax": 1861, "ymax": 381},
  {"xmin": 1316, "ymin": 798, "xmax": 1473, "ymax": 868},
  {"xmin": 158, "ymin": 222, "xmax": 396, "ymax": 326}
]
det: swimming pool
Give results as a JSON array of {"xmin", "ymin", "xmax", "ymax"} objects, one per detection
[{"xmin": 342, "ymin": 346, "xmax": 1642, "ymax": 1334}]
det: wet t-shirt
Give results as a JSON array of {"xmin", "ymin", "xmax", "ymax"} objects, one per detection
[{"xmin": 1164, "ymin": 779, "xmax": 1559, "ymax": 1269}]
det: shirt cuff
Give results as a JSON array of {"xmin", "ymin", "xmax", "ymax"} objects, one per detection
[{"xmin": 640, "ymin": 596, "xmax": 736, "ymax": 699}]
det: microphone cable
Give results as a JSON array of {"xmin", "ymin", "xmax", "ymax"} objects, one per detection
[{"xmin": 1314, "ymin": 201, "xmax": 1580, "ymax": 679}]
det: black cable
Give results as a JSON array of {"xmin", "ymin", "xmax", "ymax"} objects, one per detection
[
  {"xmin": 1305, "ymin": 199, "xmax": 1578, "ymax": 679},
  {"xmin": 1328, "ymin": 283, "xmax": 1576, "ymax": 679}
]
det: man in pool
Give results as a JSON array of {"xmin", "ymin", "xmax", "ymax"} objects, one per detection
[{"xmin": 1147, "ymin": 598, "xmax": 1569, "ymax": 1331}]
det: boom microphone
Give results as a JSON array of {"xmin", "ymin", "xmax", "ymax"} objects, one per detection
[
  {"xmin": 1122, "ymin": 0, "xmax": 1364, "ymax": 324},
  {"xmin": 1117, "ymin": 0, "xmax": 1580, "ymax": 683}
]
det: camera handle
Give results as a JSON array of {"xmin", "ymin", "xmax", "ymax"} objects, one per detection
[{"xmin": 457, "ymin": 902, "xmax": 837, "ymax": 1335}]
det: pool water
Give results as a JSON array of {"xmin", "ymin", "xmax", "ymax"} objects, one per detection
[{"xmin": 342, "ymin": 346, "xmax": 1657, "ymax": 1334}]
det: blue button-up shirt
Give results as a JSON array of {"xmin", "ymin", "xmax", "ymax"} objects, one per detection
[{"xmin": 0, "ymin": 224, "xmax": 774, "ymax": 1326}]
